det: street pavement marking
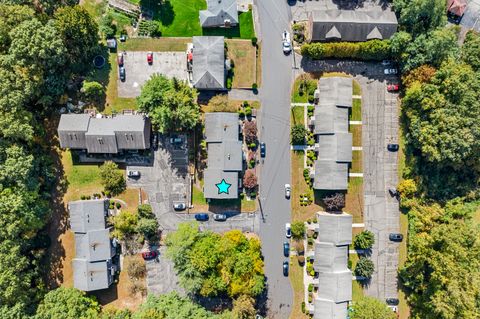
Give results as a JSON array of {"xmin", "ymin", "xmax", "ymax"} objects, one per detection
[
  {"xmin": 349, "ymin": 172, "xmax": 364, "ymax": 177},
  {"xmin": 352, "ymin": 223, "xmax": 365, "ymax": 227},
  {"xmin": 352, "ymin": 146, "xmax": 363, "ymax": 151},
  {"xmin": 349, "ymin": 120, "xmax": 362, "ymax": 125}
]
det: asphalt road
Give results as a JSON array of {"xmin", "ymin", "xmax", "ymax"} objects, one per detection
[{"xmin": 255, "ymin": 0, "xmax": 294, "ymax": 317}]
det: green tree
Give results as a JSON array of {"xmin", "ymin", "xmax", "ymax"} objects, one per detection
[
  {"xmin": 461, "ymin": 30, "xmax": 480, "ymax": 71},
  {"xmin": 138, "ymin": 204, "xmax": 154, "ymax": 219},
  {"xmin": 54, "ymin": 5, "xmax": 99, "ymax": 73},
  {"xmin": 100, "ymin": 307, "xmax": 132, "ymax": 319},
  {"xmin": 291, "ymin": 124, "xmax": 307, "ymax": 145},
  {"xmin": 290, "ymin": 221, "xmax": 306, "ymax": 240},
  {"xmin": 136, "ymin": 218, "xmax": 159, "ymax": 240},
  {"xmin": 393, "ymin": 0, "xmax": 446, "ymax": 35},
  {"xmin": 35, "ymin": 287, "xmax": 100, "ymax": 319},
  {"xmin": 99, "ymin": 161, "xmax": 126, "ymax": 195},
  {"xmin": 355, "ymin": 257, "xmax": 374, "ymax": 278},
  {"xmin": 353, "ymin": 230, "xmax": 375, "ymax": 250},
  {"xmin": 99, "ymin": 14, "xmax": 116, "ymax": 39},
  {"xmin": 111, "ymin": 210, "xmax": 138, "ymax": 240},
  {"xmin": 350, "ymin": 296, "xmax": 396, "ymax": 319},
  {"xmin": 81, "ymin": 81, "xmax": 104, "ymax": 104},
  {"xmin": 397, "ymin": 179, "xmax": 417, "ymax": 198},
  {"xmin": 232, "ymin": 295, "xmax": 256, "ymax": 319},
  {"xmin": 137, "ymin": 75, "xmax": 200, "ymax": 133}
]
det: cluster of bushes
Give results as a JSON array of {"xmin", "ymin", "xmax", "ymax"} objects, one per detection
[
  {"xmin": 306, "ymin": 131, "xmax": 315, "ymax": 146},
  {"xmin": 306, "ymin": 150, "xmax": 317, "ymax": 167},
  {"xmin": 303, "ymin": 168, "xmax": 312, "ymax": 188},
  {"xmin": 110, "ymin": 204, "xmax": 159, "ymax": 243},
  {"xmin": 226, "ymin": 59, "xmax": 235, "ymax": 89},
  {"xmin": 238, "ymin": 101, "xmax": 253, "ymax": 118},
  {"xmin": 292, "ymin": 23, "xmax": 306, "ymax": 44},
  {"xmin": 307, "ymin": 104, "xmax": 315, "ymax": 117},
  {"xmin": 291, "ymin": 124, "xmax": 307, "ymax": 145},
  {"xmin": 299, "ymin": 192, "xmax": 313, "ymax": 206},
  {"xmin": 306, "ymin": 258, "xmax": 315, "ymax": 277},
  {"xmin": 108, "ymin": 200, "xmax": 122, "ymax": 210},
  {"xmin": 301, "ymin": 39, "xmax": 391, "ymax": 61}
]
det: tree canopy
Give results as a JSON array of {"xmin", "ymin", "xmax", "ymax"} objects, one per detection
[
  {"xmin": 165, "ymin": 223, "xmax": 265, "ymax": 298},
  {"xmin": 137, "ymin": 75, "xmax": 200, "ymax": 133},
  {"xmin": 35, "ymin": 287, "xmax": 100, "ymax": 319},
  {"xmin": 99, "ymin": 161, "xmax": 126, "ymax": 196},
  {"xmin": 350, "ymin": 296, "xmax": 396, "ymax": 319},
  {"xmin": 353, "ymin": 230, "xmax": 375, "ymax": 250},
  {"xmin": 393, "ymin": 0, "xmax": 446, "ymax": 36}
]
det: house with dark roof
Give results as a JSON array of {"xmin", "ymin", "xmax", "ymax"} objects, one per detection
[
  {"xmin": 308, "ymin": 9, "xmax": 398, "ymax": 42},
  {"xmin": 58, "ymin": 114, "xmax": 151, "ymax": 155},
  {"xmin": 69, "ymin": 199, "xmax": 117, "ymax": 292},
  {"xmin": 311, "ymin": 77, "xmax": 352, "ymax": 190},
  {"xmin": 203, "ymin": 112, "xmax": 243, "ymax": 199},
  {"xmin": 447, "ymin": 0, "xmax": 467, "ymax": 17},
  {"xmin": 192, "ymin": 36, "xmax": 226, "ymax": 90},
  {"xmin": 200, "ymin": 0, "xmax": 239, "ymax": 28},
  {"xmin": 311, "ymin": 211, "xmax": 352, "ymax": 319}
]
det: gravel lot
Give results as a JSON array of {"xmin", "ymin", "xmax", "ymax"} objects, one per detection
[{"xmin": 118, "ymin": 51, "xmax": 188, "ymax": 98}]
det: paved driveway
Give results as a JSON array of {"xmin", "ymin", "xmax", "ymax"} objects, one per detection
[
  {"xmin": 118, "ymin": 51, "xmax": 188, "ymax": 98},
  {"xmin": 145, "ymin": 246, "xmax": 184, "ymax": 295},
  {"xmin": 461, "ymin": 0, "xmax": 480, "ymax": 32},
  {"xmin": 256, "ymin": 0, "xmax": 294, "ymax": 317},
  {"xmin": 296, "ymin": 58, "xmax": 400, "ymax": 301}
]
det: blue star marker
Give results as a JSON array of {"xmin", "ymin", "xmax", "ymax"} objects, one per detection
[{"xmin": 216, "ymin": 179, "xmax": 231, "ymax": 194}]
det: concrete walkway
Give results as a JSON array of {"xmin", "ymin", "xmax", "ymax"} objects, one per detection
[{"xmin": 228, "ymin": 88, "xmax": 260, "ymax": 101}]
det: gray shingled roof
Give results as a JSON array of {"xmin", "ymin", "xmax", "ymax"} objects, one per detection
[
  {"xmin": 192, "ymin": 36, "xmax": 225, "ymax": 90},
  {"xmin": 313, "ymin": 77, "xmax": 353, "ymax": 191},
  {"xmin": 200, "ymin": 0, "xmax": 238, "ymax": 28},
  {"xmin": 69, "ymin": 199, "xmax": 107, "ymax": 233},
  {"xmin": 313, "ymin": 242, "xmax": 349, "ymax": 273},
  {"xmin": 73, "ymin": 259, "xmax": 113, "ymax": 291},
  {"xmin": 203, "ymin": 169, "xmax": 239, "ymax": 199},
  {"xmin": 310, "ymin": 9, "xmax": 398, "ymax": 42},
  {"xmin": 313, "ymin": 298, "xmax": 349, "ymax": 319},
  {"xmin": 205, "ymin": 112, "xmax": 239, "ymax": 142},
  {"xmin": 203, "ymin": 112, "xmax": 242, "ymax": 199},
  {"xmin": 75, "ymin": 229, "xmax": 114, "ymax": 262},
  {"xmin": 316, "ymin": 212, "xmax": 352, "ymax": 246},
  {"xmin": 58, "ymin": 114, "xmax": 151, "ymax": 153},
  {"xmin": 317, "ymin": 271, "xmax": 352, "ymax": 303}
]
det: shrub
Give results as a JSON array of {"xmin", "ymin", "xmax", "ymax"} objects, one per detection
[
  {"xmin": 136, "ymin": 218, "xmax": 159, "ymax": 240},
  {"xmin": 307, "ymin": 104, "xmax": 315, "ymax": 117},
  {"xmin": 243, "ymin": 100, "xmax": 250, "ymax": 107},
  {"xmin": 245, "ymin": 106, "xmax": 252, "ymax": 117},
  {"xmin": 249, "ymin": 191, "xmax": 256, "ymax": 198},
  {"xmin": 291, "ymin": 221, "xmax": 306, "ymax": 240},
  {"xmin": 238, "ymin": 109, "xmax": 245, "ymax": 117},
  {"xmin": 297, "ymin": 255, "xmax": 305, "ymax": 265},
  {"xmin": 294, "ymin": 240, "xmax": 305, "ymax": 255},
  {"xmin": 308, "ymin": 283, "xmax": 313, "ymax": 292},
  {"xmin": 301, "ymin": 39, "xmax": 391, "ymax": 61},
  {"xmin": 126, "ymin": 258, "xmax": 146, "ymax": 279},
  {"xmin": 248, "ymin": 159, "xmax": 256, "ymax": 169},
  {"xmin": 354, "ymin": 230, "xmax": 375, "ymax": 250},
  {"xmin": 323, "ymin": 193, "xmax": 345, "ymax": 211},
  {"xmin": 243, "ymin": 169, "xmax": 258, "ymax": 190},
  {"xmin": 397, "ymin": 179, "xmax": 418, "ymax": 198},
  {"xmin": 138, "ymin": 204, "xmax": 154, "ymax": 219},
  {"xmin": 81, "ymin": 81, "xmax": 104, "ymax": 104},
  {"xmin": 249, "ymin": 142, "xmax": 256, "ymax": 149},
  {"xmin": 252, "ymin": 83, "xmax": 258, "ymax": 90},
  {"xmin": 306, "ymin": 262, "xmax": 313, "ymax": 275},
  {"xmin": 355, "ymin": 257, "xmax": 375, "ymax": 278},
  {"xmin": 226, "ymin": 77, "xmax": 233, "ymax": 89},
  {"xmin": 308, "ymin": 294, "xmax": 312, "ymax": 303},
  {"xmin": 291, "ymin": 124, "xmax": 307, "ymax": 145},
  {"xmin": 80, "ymin": 195, "xmax": 86, "ymax": 200},
  {"xmin": 244, "ymin": 120, "xmax": 257, "ymax": 144},
  {"xmin": 307, "ymin": 238, "xmax": 314, "ymax": 246},
  {"xmin": 251, "ymin": 37, "xmax": 258, "ymax": 46},
  {"xmin": 116, "ymin": 202, "xmax": 121, "ymax": 209},
  {"xmin": 301, "ymin": 301, "xmax": 306, "ymax": 313},
  {"xmin": 348, "ymin": 259, "xmax": 353, "ymax": 270},
  {"xmin": 239, "ymin": 192, "xmax": 245, "ymax": 199},
  {"xmin": 99, "ymin": 161, "xmax": 126, "ymax": 196}
]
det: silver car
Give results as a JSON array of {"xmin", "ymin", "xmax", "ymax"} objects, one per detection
[
  {"xmin": 173, "ymin": 202, "xmax": 186, "ymax": 211},
  {"xmin": 213, "ymin": 213, "xmax": 227, "ymax": 221},
  {"xmin": 284, "ymin": 184, "xmax": 291, "ymax": 199}
]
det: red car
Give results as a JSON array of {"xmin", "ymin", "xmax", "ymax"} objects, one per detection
[
  {"xmin": 117, "ymin": 53, "xmax": 124, "ymax": 66},
  {"xmin": 387, "ymin": 84, "xmax": 400, "ymax": 92},
  {"xmin": 141, "ymin": 251, "xmax": 158, "ymax": 260},
  {"xmin": 147, "ymin": 52, "xmax": 153, "ymax": 64}
]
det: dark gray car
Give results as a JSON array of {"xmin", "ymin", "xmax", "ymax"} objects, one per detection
[{"xmin": 389, "ymin": 233, "xmax": 403, "ymax": 241}]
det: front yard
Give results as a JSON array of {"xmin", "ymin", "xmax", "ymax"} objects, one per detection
[{"xmin": 226, "ymin": 39, "xmax": 258, "ymax": 88}]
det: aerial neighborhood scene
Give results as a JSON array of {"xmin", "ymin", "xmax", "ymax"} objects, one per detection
[{"xmin": 2, "ymin": 0, "xmax": 480, "ymax": 318}]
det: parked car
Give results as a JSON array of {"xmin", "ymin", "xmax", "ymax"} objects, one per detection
[
  {"xmin": 194, "ymin": 213, "xmax": 209, "ymax": 221},
  {"xmin": 119, "ymin": 34, "xmax": 127, "ymax": 42},
  {"xmin": 260, "ymin": 142, "xmax": 266, "ymax": 158},
  {"xmin": 147, "ymin": 52, "xmax": 153, "ymax": 64},
  {"xmin": 386, "ymin": 298, "xmax": 400, "ymax": 306},
  {"xmin": 283, "ymin": 242, "xmax": 290, "ymax": 257},
  {"xmin": 119, "ymin": 66, "xmax": 126, "ymax": 81},
  {"xmin": 389, "ymin": 233, "xmax": 403, "ymax": 241},
  {"xmin": 127, "ymin": 170, "xmax": 140, "ymax": 178},
  {"xmin": 285, "ymin": 184, "xmax": 291, "ymax": 199},
  {"xmin": 381, "ymin": 60, "xmax": 392, "ymax": 66},
  {"xmin": 388, "ymin": 188, "xmax": 398, "ymax": 197},
  {"xmin": 285, "ymin": 223, "xmax": 291, "ymax": 238},
  {"xmin": 387, "ymin": 143, "xmax": 399, "ymax": 152},
  {"xmin": 282, "ymin": 30, "xmax": 292, "ymax": 54},
  {"xmin": 117, "ymin": 53, "xmax": 124, "ymax": 66},
  {"xmin": 170, "ymin": 136, "xmax": 182, "ymax": 145},
  {"xmin": 283, "ymin": 260, "xmax": 289, "ymax": 276},
  {"xmin": 387, "ymin": 84, "xmax": 400, "ymax": 92},
  {"xmin": 173, "ymin": 202, "xmax": 186, "ymax": 211},
  {"xmin": 384, "ymin": 68, "xmax": 398, "ymax": 75},
  {"xmin": 213, "ymin": 213, "xmax": 227, "ymax": 221},
  {"xmin": 141, "ymin": 250, "xmax": 157, "ymax": 260}
]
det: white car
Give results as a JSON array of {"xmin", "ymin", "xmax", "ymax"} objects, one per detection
[
  {"xmin": 384, "ymin": 68, "xmax": 398, "ymax": 75},
  {"xmin": 285, "ymin": 184, "xmax": 291, "ymax": 199},
  {"xmin": 282, "ymin": 30, "xmax": 292, "ymax": 54},
  {"xmin": 285, "ymin": 223, "xmax": 291, "ymax": 238},
  {"xmin": 127, "ymin": 170, "xmax": 140, "ymax": 178}
]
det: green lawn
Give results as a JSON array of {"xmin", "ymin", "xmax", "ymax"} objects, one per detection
[
  {"xmin": 291, "ymin": 106, "xmax": 305, "ymax": 126},
  {"xmin": 353, "ymin": 80, "xmax": 362, "ymax": 96},
  {"xmin": 191, "ymin": 184, "xmax": 256, "ymax": 212},
  {"xmin": 203, "ymin": 11, "xmax": 255, "ymax": 39},
  {"xmin": 151, "ymin": 0, "xmax": 206, "ymax": 37},
  {"xmin": 351, "ymin": 99, "xmax": 362, "ymax": 121},
  {"xmin": 292, "ymin": 77, "xmax": 317, "ymax": 103},
  {"xmin": 345, "ymin": 177, "xmax": 363, "ymax": 222}
]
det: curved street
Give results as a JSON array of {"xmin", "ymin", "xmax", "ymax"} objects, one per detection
[{"xmin": 256, "ymin": 0, "xmax": 294, "ymax": 318}]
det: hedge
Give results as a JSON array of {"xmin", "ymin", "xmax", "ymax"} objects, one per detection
[{"xmin": 301, "ymin": 40, "xmax": 391, "ymax": 61}]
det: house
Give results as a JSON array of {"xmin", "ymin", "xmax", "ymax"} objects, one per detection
[
  {"xmin": 308, "ymin": 9, "xmax": 398, "ymax": 42},
  {"xmin": 311, "ymin": 77, "xmax": 352, "ymax": 190},
  {"xmin": 311, "ymin": 211, "xmax": 352, "ymax": 319},
  {"xmin": 192, "ymin": 36, "xmax": 226, "ymax": 90},
  {"xmin": 58, "ymin": 114, "xmax": 151, "ymax": 155},
  {"xmin": 447, "ymin": 0, "xmax": 467, "ymax": 17},
  {"xmin": 200, "ymin": 0, "xmax": 239, "ymax": 28},
  {"xmin": 69, "ymin": 199, "xmax": 117, "ymax": 292},
  {"xmin": 203, "ymin": 112, "xmax": 243, "ymax": 199}
]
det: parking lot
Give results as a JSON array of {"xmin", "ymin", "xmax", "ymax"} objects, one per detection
[
  {"xmin": 118, "ymin": 51, "xmax": 188, "ymax": 98},
  {"xmin": 126, "ymin": 134, "xmax": 190, "ymax": 231}
]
